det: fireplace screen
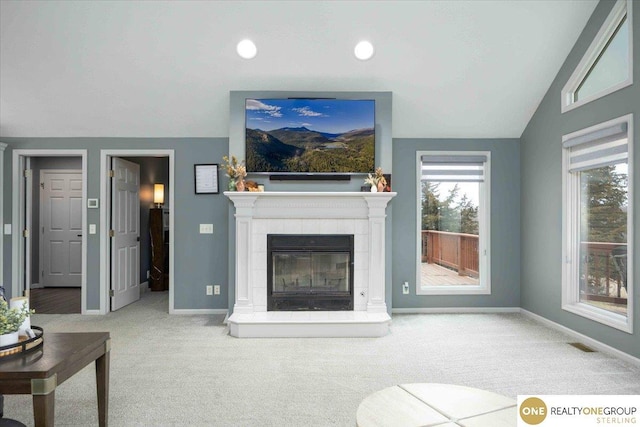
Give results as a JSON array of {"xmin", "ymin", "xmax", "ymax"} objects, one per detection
[
  {"xmin": 268, "ymin": 235, "xmax": 354, "ymax": 311},
  {"xmin": 273, "ymin": 253, "xmax": 350, "ymax": 293}
]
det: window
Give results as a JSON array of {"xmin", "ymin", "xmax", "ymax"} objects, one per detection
[
  {"xmin": 562, "ymin": 115, "xmax": 634, "ymax": 333},
  {"xmin": 416, "ymin": 152, "xmax": 490, "ymax": 295},
  {"xmin": 561, "ymin": 0, "xmax": 633, "ymax": 113}
]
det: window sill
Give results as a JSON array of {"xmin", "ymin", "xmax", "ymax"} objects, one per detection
[
  {"xmin": 562, "ymin": 302, "xmax": 632, "ymax": 334},
  {"xmin": 561, "ymin": 78, "xmax": 633, "ymax": 114}
]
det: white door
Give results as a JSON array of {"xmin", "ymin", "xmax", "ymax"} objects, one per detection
[
  {"xmin": 40, "ymin": 170, "xmax": 83, "ymax": 287},
  {"xmin": 110, "ymin": 158, "xmax": 141, "ymax": 311}
]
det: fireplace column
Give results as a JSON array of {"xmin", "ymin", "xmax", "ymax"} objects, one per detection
[
  {"xmin": 232, "ymin": 194, "xmax": 258, "ymax": 314},
  {"xmin": 366, "ymin": 197, "xmax": 389, "ymax": 313}
]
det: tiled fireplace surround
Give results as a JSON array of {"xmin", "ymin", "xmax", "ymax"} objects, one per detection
[{"xmin": 225, "ymin": 191, "xmax": 396, "ymax": 338}]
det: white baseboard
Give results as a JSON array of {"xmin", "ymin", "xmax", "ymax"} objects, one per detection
[
  {"xmin": 83, "ymin": 309, "xmax": 102, "ymax": 315},
  {"xmin": 171, "ymin": 308, "xmax": 228, "ymax": 315},
  {"xmin": 520, "ymin": 309, "xmax": 640, "ymax": 368},
  {"xmin": 392, "ymin": 307, "xmax": 521, "ymax": 314},
  {"xmin": 140, "ymin": 281, "xmax": 149, "ymax": 292}
]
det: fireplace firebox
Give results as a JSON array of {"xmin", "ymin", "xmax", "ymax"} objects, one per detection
[{"xmin": 267, "ymin": 235, "xmax": 354, "ymax": 311}]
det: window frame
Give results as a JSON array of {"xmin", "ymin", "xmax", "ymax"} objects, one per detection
[
  {"xmin": 561, "ymin": 114, "xmax": 634, "ymax": 333},
  {"xmin": 561, "ymin": 0, "xmax": 633, "ymax": 114},
  {"xmin": 415, "ymin": 150, "xmax": 491, "ymax": 296}
]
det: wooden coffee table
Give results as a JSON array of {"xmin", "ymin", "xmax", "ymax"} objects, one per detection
[{"xmin": 0, "ymin": 332, "xmax": 110, "ymax": 427}]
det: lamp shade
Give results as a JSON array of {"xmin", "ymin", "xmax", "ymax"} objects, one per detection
[{"xmin": 153, "ymin": 184, "xmax": 165, "ymax": 205}]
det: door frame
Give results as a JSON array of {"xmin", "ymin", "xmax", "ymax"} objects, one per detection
[
  {"xmin": 11, "ymin": 150, "xmax": 88, "ymax": 312},
  {"xmin": 0, "ymin": 143, "xmax": 6, "ymax": 288},
  {"xmin": 100, "ymin": 150, "xmax": 175, "ymax": 315}
]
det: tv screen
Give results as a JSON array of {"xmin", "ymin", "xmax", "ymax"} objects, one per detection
[{"xmin": 245, "ymin": 98, "xmax": 375, "ymax": 174}]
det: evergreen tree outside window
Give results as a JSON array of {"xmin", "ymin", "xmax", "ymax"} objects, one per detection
[
  {"xmin": 416, "ymin": 152, "xmax": 491, "ymax": 295},
  {"xmin": 562, "ymin": 115, "xmax": 634, "ymax": 333}
]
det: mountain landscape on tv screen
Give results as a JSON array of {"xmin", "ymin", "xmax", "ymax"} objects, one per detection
[{"xmin": 246, "ymin": 126, "xmax": 375, "ymax": 173}]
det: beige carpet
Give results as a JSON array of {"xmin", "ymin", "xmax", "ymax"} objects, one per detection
[{"xmin": 3, "ymin": 292, "xmax": 639, "ymax": 426}]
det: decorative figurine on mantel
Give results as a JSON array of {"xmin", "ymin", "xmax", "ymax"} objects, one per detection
[
  {"xmin": 364, "ymin": 167, "xmax": 387, "ymax": 192},
  {"xmin": 223, "ymin": 155, "xmax": 248, "ymax": 191}
]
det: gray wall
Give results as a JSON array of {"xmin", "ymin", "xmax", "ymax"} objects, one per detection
[
  {"xmin": 2, "ymin": 138, "xmax": 229, "ymax": 312},
  {"xmin": 30, "ymin": 156, "xmax": 83, "ymax": 284},
  {"xmin": 392, "ymin": 138, "xmax": 521, "ymax": 309},
  {"xmin": 521, "ymin": 0, "xmax": 640, "ymax": 358}
]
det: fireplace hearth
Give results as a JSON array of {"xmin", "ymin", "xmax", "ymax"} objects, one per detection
[{"xmin": 268, "ymin": 235, "xmax": 354, "ymax": 311}]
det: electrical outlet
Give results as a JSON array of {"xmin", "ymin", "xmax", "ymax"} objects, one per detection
[
  {"xmin": 206, "ymin": 285, "xmax": 213, "ymax": 295},
  {"xmin": 199, "ymin": 224, "xmax": 214, "ymax": 234},
  {"xmin": 214, "ymin": 285, "xmax": 220, "ymax": 295},
  {"xmin": 146, "ymin": 270, "xmax": 150, "ymax": 279},
  {"xmin": 402, "ymin": 281, "xmax": 410, "ymax": 295}
]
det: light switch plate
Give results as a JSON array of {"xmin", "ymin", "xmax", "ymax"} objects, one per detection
[
  {"xmin": 199, "ymin": 224, "xmax": 214, "ymax": 234},
  {"xmin": 89, "ymin": 224, "xmax": 96, "ymax": 234},
  {"xmin": 4, "ymin": 224, "xmax": 11, "ymax": 235}
]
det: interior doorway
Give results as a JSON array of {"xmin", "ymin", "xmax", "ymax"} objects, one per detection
[
  {"xmin": 11, "ymin": 150, "xmax": 87, "ymax": 313},
  {"xmin": 100, "ymin": 150, "xmax": 175, "ymax": 314},
  {"xmin": 39, "ymin": 168, "xmax": 83, "ymax": 288}
]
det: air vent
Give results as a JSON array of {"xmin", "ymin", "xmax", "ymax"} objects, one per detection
[{"xmin": 569, "ymin": 342, "xmax": 595, "ymax": 352}]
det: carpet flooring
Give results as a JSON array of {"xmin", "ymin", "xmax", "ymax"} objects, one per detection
[{"xmin": 3, "ymin": 291, "xmax": 639, "ymax": 426}]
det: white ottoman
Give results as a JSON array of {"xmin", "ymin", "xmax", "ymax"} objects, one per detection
[{"xmin": 356, "ymin": 383, "xmax": 516, "ymax": 427}]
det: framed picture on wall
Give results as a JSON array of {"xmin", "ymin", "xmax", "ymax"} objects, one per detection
[{"xmin": 194, "ymin": 164, "xmax": 219, "ymax": 194}]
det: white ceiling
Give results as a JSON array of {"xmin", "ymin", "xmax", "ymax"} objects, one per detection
[{"xmin": 0, "ymin": 0, "xmax": 598, "ymax": 138}]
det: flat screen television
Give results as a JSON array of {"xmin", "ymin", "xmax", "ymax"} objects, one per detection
[{"xmin": 245, "ymin": 98, "xmax": 375, "ymax": 174}]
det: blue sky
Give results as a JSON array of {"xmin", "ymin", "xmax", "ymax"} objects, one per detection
[{"xmin": 245, "ymin": 98, "xmax": 375, "ymax": 133}]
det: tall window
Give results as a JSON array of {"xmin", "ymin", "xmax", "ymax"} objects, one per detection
[
  {"xmin": 562, "ymin": 115, "xmax": 634, "ymax": 333},
  {"xmin": 562, "ymin": 0, "xmax": 633, "ymax": 113},
  {"xmin": 416, "ymin": 152, "xmax": 490, "ymax": 295}
]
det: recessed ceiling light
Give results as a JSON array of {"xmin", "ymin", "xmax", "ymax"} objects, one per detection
[
  {"xmin": 354, "ymin": 41, "xmax": 374, "ymax": 61},
  {"xmin": 237, "ymin": 39, "xmax": 257, "ymax": 59}
]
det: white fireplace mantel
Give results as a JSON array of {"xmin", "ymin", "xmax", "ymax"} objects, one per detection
[{"xmin": 225, "ymin": 191, "xmax": 396, "ymax": 338}]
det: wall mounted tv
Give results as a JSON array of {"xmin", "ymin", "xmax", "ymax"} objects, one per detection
[{"xmin": 245, "ymin": 98, "xmax": 375, "ymax": 175}]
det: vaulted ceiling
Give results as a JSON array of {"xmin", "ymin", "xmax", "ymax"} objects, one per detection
[{"xmin": 0, "ymin": 0, "xmax": 598, "ymax": 138}]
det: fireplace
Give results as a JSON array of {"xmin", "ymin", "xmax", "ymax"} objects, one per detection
[
  {"xmin": 268, "ymin": 235, "xmax": 354, "ymax": 311},
  {"xmin": 225, "ymin": 191, "xmax": 395, "ymax": 338}
]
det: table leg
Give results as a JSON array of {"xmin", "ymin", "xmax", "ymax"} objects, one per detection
[
  {"xmin": 96, "ymin": 349, "xmax": 110, "ymax": 427},
  {"xmin": 32, "ymin": 391, "xmax": 55, "ymax": 427}
]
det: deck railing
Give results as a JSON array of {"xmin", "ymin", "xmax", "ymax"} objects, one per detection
[
  {"xmin": 580, "ymin": 242, "xmax": 627, "ymax": 303},
  {"xmin": 421, "ymin": 230, "xmax": 479, "ymax": 278},
  {"xmin": 420, "ymin": 233, "xmax": 627, "ymax": 303}
]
